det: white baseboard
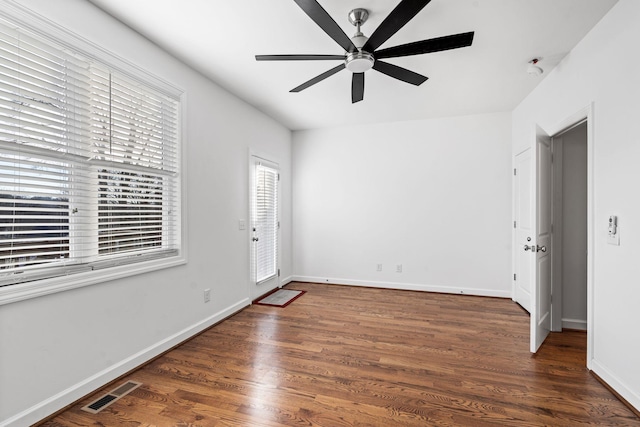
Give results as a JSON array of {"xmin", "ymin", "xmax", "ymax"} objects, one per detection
[
  {"xmin": 280, "ymin": 275, "xmax": 293, "ymax": 287},
  {"xmin": 291, "ymin": 276, "xmax": 511, "ymax": 298},
  {"xmin": 1, "ymin": 298, "xmax": 251, "ymax": 427},
  {"xmin": 562, "ymin": 318, "xmax": 587, "ymax": 330},
  {"xmin": 591, "ymin": 359, "xmax": 640, "ymax": 413}
]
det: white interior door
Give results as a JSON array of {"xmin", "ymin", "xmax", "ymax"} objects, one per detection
[
  {"xmin": 514, "ymin": 148, "xmax": 533, "ymax": 312},
  {"xmin": 530, "ymin": 126, "xmax": 553, "ymax": 353},
  {"xmin": 250, "ymin": 156, "xmax": 279, "ymax": 299}
]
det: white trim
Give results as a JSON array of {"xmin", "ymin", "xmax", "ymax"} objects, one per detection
[
  {"xmin": 511, "ymin": 155, "xmax": 516, "ymax": 302},
  {"xmin": 292, "ymin": 276, "xmax": 511, "ymax": 298},
  {"xmin": 179, "ymin": 92, "xmax": 189, "ymax": 265},
  {"xmin": 561, "ymin": 318, "xmax": 587, "ymax": 330},
  {"xmin": 591, "ymin": 359, "xmax": 640, "ymax": 413},
  {"xmin": 0, "ymin": 256, "xmax": 186, "ymax": 306},
  {"xmin": 550, "ymin": 138, "xmax": 565, "ymax": 332},
  {"xmin": 280, "ymin": 275, "xmax": 294, "ymax": 287},
  {"xmin": 0, "ymin": 298, "xmax": 251, "ymax": 427}
]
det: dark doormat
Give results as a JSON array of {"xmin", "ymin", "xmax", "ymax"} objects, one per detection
[{"xmin": 255, "ymin": 289, "xmax": 305, "ymax": 307}]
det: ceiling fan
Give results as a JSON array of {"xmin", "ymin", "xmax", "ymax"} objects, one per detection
[{"xmin": 256, "ymin": 0, "xmax": 475, "ymax": 103}]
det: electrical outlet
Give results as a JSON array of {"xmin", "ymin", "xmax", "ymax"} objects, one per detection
[
  {"xmin": 396, "ymin": 264, "xmax": 402, "ymax": 273},
  {"xmin": 204, "ymin": 289, "xmax": 211, "ymax": 303},
  {"xmin": 376, "ymin": 263, "xmax": 382, "ymax": 271}
]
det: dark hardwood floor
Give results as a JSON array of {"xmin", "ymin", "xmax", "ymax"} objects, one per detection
[{"xmin": 41, "ymin": 282, "xmax": 640, "ymax": 426}]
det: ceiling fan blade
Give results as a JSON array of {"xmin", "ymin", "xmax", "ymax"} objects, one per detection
[
  {"xmin": 352, "ymin": 73, "xmax": 364, "ymax": 103},
  {"xmin": 290, "ymin": 63, "xmax": 346, "ymax": 92},
  {"xmin": 294, "ymin": 0, "xmax": 357, "ymax": 53},
  {"xmin": 256, "ymin": 54, "xmax": 344, "ymax": 61},
  {"xmin": 375, "ymin": 32, "xmax": 475, "ymax": 59},
  {"xmin": 373, "ymin": 60, "xmax": 428, "ymax": 86},
  {"xmin": 363, "ymin": 0, "xmax": 432, "ymax": 52}
]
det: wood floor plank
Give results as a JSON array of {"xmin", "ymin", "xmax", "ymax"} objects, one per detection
[{"xmin": 41, "ymin": 282, "xmax": 640, "ymax": 426}]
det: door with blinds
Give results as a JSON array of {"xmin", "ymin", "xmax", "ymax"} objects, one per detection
[{"xmin": 250, "ymin": 156, "xmax": 279, "ymax": 296}]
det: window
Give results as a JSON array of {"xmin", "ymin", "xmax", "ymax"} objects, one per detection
[{"xmin": 0, "ymin": 12, "xmax": 181, "ymax": 295}]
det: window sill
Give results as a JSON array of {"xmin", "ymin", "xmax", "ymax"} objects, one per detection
[{"xmin": 0, "ymin": 254, "xmax": 186, "ymax": 306}]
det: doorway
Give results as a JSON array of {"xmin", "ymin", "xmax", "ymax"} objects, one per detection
[
  {"xmin": 551, "ymin": 122, "xmax": 588, "ymax": 332},
  {"xmin": 514, "ymin": 105, "xmax": 594, "ymax": 361}
]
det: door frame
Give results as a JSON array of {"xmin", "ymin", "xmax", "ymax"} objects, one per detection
[
  {"xmin": 550, "ymin": 135, "xmax": 565, "ymax": 333},
  {"xmin": 529, "ymin": 103, "xmax": 594, "ymax": 366}
]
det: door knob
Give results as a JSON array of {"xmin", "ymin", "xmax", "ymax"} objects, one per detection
[
  {"xmin": 537, "ymin": 245, "xmax": 546, "ymax": 253},
  {"xmin": 252, "ymin": 237, "xmax": 259, "ymax": 242},
  {"xmin": 524, "ymin": 244, "xmax": 533, "ymax": 251}
]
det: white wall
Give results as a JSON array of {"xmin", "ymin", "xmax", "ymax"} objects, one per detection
[
  {"xmin": 293, "ymin": 113, "xmax": 512, "ymax": 297},
  {"xmin": 0, "ymin": 1, "xmax": 292, "ymax": 425},
  {"xmin": 512, "ymin": 0, "xmax": 640, "ymax": 410}
]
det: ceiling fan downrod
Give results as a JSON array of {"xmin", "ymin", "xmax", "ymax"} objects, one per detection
[
  {"xmin": 348, "ymin": 8, "xmax": 369, "ymax": 50},
  {"xmin": 348, "ymin": 8, "xmax": 368, "ymax": 35}
]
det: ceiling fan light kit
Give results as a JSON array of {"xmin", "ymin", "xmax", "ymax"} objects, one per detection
[
  {"xmin": 256, "ymin": 0, "xmax": 475, "ymax": 103},
  {"xmin": 345, "ymin": 51, "xmax": 374, "ymax": 73}
]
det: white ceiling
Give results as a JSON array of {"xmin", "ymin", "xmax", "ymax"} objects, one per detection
[{"xmin": 88, "ymin": 0, "xmax": 617, "ymax": 131}]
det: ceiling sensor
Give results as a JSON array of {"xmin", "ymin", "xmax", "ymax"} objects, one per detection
[{"xmin": 527, "ymin": 58, "xmax": 543, "ymax": 75}]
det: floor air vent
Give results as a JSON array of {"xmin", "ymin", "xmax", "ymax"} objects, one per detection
[{"xmin": 81, "ymin": 380, "xmax": 142, "ymax": 414}]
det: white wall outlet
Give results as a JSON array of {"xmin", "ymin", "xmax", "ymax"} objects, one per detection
[
  {"xmin": 204, "ymin": 289, "xmax": 211, "ymax": 303},
  {"xmin": 238, "ymin": 220, "xmax": 246, "ymax": 230},
  {"xmin": 396, "ymin": 264, "xmax": 402, "ymax": 273},
  {"xmin": 377, "ymin": 263, "xmax": 382, "ymax": 271}
]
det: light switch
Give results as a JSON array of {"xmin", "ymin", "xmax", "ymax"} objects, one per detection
[{"xmin": 238, "ymin": 220, "xmax": 246, "ymax": 231}]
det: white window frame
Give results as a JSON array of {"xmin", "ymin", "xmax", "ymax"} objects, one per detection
[{"xmin": 0, "ymin": 3, "xmax": 186, "ymax": 305}]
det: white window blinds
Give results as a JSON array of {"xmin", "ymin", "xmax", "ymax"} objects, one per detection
[
  {"xmin": 89, "ymin": 70, "xmax": 179, "ymax": 259},
  {"xmin": 0, "ymin": 17, "xmax": 180, "ymax": 287},
  {"xmin": 253, "ymin": 163, "xmax": 278, "ymax": 284}
]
